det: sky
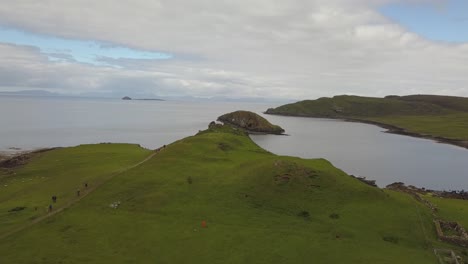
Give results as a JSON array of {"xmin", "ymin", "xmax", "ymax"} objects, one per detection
[{"xmin": 0, "ymin": 0, "xmax": 467, "ymax": 100}]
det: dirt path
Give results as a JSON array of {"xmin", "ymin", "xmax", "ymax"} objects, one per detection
[{"xmin": 0, "ymin": 150, "xmax": 159, "ymax": 240}]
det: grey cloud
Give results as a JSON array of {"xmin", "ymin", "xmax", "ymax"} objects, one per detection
[{"xmin": 0, "ymin": 0, "xmax": 467, "ymax": 99}]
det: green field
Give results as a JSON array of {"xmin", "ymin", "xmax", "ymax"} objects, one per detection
[
  {"xmin": 265, "ymin": 94, "xmax": 468, "ymax": 142},
  {"xmin": 369, "ymin": 114, "xmax": 468, "ymax": 141},
  {"xmin": 0, "ymin": 126, "xmax": 465, "ymax": 263},
  {"xmin": 0, "ymin": 144, "xmax": 152, "ymax": 236}
]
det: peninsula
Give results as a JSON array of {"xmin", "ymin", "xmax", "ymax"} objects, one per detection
[
  {"xmin": 266, "ymin": 94, "xmax": 468, "ymax": 148},
  {"xmin": 1, "ymin": 123, "xmax": 468, "ymax": 263}
]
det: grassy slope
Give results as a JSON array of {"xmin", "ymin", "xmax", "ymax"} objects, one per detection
[
  {"xmin": 218, "ymin": 110, "xmax": 285, "ymax": 134},
  {"xmin": 369, "ymin": 114, "xmax": 468, "ymax": 141},
  {"xmin": 426, "ymin": 195, "xmax": 468, "ymax": 229},
  {"xmin": 0, "ymin": 127, "xmax": 444, "ymax": 263},
  {"xmin": 265, "ymin": 95, "xmax": 468, "ymax": 141},
  {"xmin": 0, "ymin": 144, "xmax": 152, "ymax": 235}
]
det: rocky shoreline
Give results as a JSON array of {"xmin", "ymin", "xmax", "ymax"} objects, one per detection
[
  {"xmin": 343, "ymin": 118, "xmax": 468, "ymax": 150},
  {"xmin": 0, "ymin": 148, "xmax": 58, "ymax": 169},
  {"xmin": 386, "ymin": 182, "xmax": 468, "ymax": 201}
]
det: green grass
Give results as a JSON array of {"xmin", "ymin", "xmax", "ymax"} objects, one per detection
[
  {"xmin": 368, "ymin": 114, "xmax": 468, "ymax": 141},
  {"xmin": 0, "ymin": 144, "xmax": 152, "ymax": 235},
  {"xmin": 265, "ymin": 94, "xmax": 468, "ymax": 141},
  {"xmin": 426, "ymin": 195, "xmax": 468, "ymax": 228},
  {"xmin": 0, "ymin": 126, "xmax": 450, "ymax": 263},
  {"xmin": 218, "ymin": 110, "xmax": 285, "ymax": 134}
]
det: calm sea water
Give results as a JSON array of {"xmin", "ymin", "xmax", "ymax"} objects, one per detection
[
  {"xmin": 1, "ymin": 95, "xmax": 467, "ymax": 190},
  {"xmin": 251, "ymin": 115, "xmax": 468, "ymax": 190},
  {"xmin": 0, "ymin": 96, "xmax": 269, "ymax": 152}
]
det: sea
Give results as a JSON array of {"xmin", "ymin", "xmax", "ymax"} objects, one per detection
[{"xmin": 1, "ymin": 95, "xmax": 467, "ymax": 190}]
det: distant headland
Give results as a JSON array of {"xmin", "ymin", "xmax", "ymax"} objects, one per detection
[{"xmin": 265, "ymin": 94, "xmax": 468, "ymax": 149}]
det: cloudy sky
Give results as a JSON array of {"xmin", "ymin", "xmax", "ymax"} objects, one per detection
[{"xmin": 0, "ymin": 0, "xmax": 467, "ymax": 100}]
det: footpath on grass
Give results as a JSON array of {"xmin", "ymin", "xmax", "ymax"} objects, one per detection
[{"xmin": 0, "ymin": 148, "xmax": 162, "ymax": 240}]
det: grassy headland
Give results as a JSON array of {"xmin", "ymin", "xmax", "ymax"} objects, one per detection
[
  {"xmin": 1, "ymin": 124, "xmax": 466, "ymax": 263},
  {"xmin": 0, "ymin": 144, "xmax": 152, "ymax": 235},
  {"xmin": 265, "ymin": 95, "xmax": 468, "ymax": 147},
  {"xmin": 218, "ymin": 110, "xmax": 285, "ymax": 134}
]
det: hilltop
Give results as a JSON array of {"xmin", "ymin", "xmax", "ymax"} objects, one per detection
[
  {"xmin": 217, "ymin": 110, "xmax": 285, "ymax": 134},
  {"xmin": 266, "ymin": 94, "xmax": 468, "ymax": 147},
  {"xmin": 1, "ymin": 125, "xmax": 467, "ymax": 263}
]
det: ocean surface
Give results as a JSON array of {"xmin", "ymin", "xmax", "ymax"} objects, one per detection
[{"xmin": 1, "ymin": 95, "xmax": 467, "ymax": 190}]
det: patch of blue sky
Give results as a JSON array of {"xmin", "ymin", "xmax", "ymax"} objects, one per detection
[
  {"xmin": 0, "ymin": 27, "xmax": 172, "ymax": 65},
  {"xmin": 379, "ymin": 0, "xmax": 468, "ymax": 43}
]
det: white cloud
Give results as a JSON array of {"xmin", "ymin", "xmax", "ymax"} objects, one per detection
[{"xmin": 0, "ymin": 0, "xmax": 466, "ymax": 99}]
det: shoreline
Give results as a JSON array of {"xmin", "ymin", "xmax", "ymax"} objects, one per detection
[
  {"xmin": 343, "ymin": 118, "xmax": 468, "ymax": 150},
  {"xmin": 2, "ymin": 136, "xmax": 467, "ymax": 198},
  {"xmin": 0, "ymin": 148, "xmax": 59, "ymax": 168},
  {"xmin": 264, "ymin": 113, "xmax": 468, "ymax": 150}
]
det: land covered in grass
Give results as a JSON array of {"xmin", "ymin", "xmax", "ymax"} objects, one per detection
[
  {"xmin": 265, "ymin": 95, "xmax": 468, "ymax": 148},
  {"xmin": 217, "ymin": 110, "xmax": 285, "ymax": 134},
  {"xmin": 1, "ymin": 124, "xmax": 467, "ymax": 263}
]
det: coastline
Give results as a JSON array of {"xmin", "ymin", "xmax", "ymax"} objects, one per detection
[
  {"xmin": 2, "ymin": 133, "xmax": 466, "ymax": 198},
  {"xmin": 0, "ymin": 148, "xmax": 59, "ymax": 168},
  {"xmin": 264, "ymin": 112, "xmax": 468, "ymax": 150},
  {"xmin": 343, "ymin": 118, "xmax": 468, "ymax": 150}
]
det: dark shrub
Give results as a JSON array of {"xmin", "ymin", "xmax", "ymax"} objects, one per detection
[
  {"xmin": 382, "ymin": 235, "xmax": 399, "ymax": 244},
  {"xmin": 8, "ymin": 206, "xmax": 26, "ymax": 212},
  {"xmin": 298, "ymin": 210, "xmax": 310, "ymax": 218},
  {"xmin": 329, "ymin": 213, "xmax": 340, "ymax": 219}
]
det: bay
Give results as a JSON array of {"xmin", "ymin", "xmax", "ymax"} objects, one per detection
[{"xmin": 1, "ymin": 95, "xmax": 467, "ymax": 190}]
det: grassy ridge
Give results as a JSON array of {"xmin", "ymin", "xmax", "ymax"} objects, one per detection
[
  {"xmin": 0, "ymin": 126, "xmax": 452, "ymax": 263},
  {"xmin": 265, "ymin": 95, "xmax": 468, "ymax": 142},
  {"xmin": 399, "ymin": 95, "xmax": 468, "ymax": 113},
  {"xmin": 218, "ymin": 110, "xmax": 285, "ymax": 134},
  {"xmin": 0, "ymin": 144, "xmax": 151, "ymax": 235},
  {"xmin": 369, "ymin": 114, "xmax": 468, "ymax": 141}
]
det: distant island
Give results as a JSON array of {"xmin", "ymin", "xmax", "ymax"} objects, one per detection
[
  {"xmin": 121, "ymin": 96, "xmax": 164, "ymax": 101},
  {"xmin": 265, "ymin": 94, "xmax": 468, "ymax": 149}
]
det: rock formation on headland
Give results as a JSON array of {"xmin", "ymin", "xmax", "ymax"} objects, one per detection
[
  {"xmin": 122, "ymin": 96, "xmax": 132, "ymax": 100},
  {"xmin": 217, "ymin": 110, "xmax": 285, "ymax": 135}
]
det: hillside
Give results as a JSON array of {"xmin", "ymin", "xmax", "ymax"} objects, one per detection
[
  {"xmin": 0, "ymin": 125, "xmax": 466, "ymax": 263},
  {"xmin": 218, "ymin": 110, "xmax": 285, "ymax": 134},
  {"xmin": 265, "ymin": 95, "xmax": 468, "ymax": 144}
]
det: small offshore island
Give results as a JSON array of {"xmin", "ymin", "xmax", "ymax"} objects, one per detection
[
  {"xmin": 1, "ymin": 111, "xmax": 468, "ymax": 263},
  {"xmin": 122, "ymin": 96, "xmax": 164, "ymax": 101}
]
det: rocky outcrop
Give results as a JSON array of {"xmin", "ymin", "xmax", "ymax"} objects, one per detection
[
  {"xmin": 217, "ymin": 110, "xmax": 285, "ymax": 135},
  {"xmin": 434, "ymin": 220, "xmax": 468, "ymax": 247},
  {"xmin": 122, "ymin": 96, "xmax": 132, "ymax": 100}
]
